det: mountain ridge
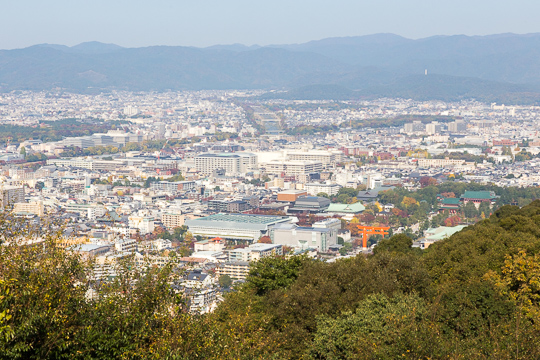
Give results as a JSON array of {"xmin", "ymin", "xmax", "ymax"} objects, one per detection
[{"xmin": 2, "ymin": 33, "xmax": 540, "ymax": 103}]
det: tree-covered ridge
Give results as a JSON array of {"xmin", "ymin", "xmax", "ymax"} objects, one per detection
[
  {"xmin": 5, "ymin": 202, "xmax": 540, "ymax": 358},
  {"xmin": 0, "ymin": 119, "xmax": 128, "ymax": 143}
]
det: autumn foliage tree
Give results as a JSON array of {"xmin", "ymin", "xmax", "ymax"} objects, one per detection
[
  {"xmin": 258, "ymin": 236, "xmax": 272, "ymax": 244},
  {"xmin": 419, "ymin": 176, "xmax": 437, "ymax": 188},
  {"xmin": 443, "ymin": 215, "xmax": 461, "ymax": 227}
]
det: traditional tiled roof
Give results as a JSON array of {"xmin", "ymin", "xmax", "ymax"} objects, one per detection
[
  {"xmin": 461, "ymin": 191, "xmax": 497, "ymax": 200},
  {"xmin": 441, "ymin": 198, "xmax": 460, "ymax": 205},
  {"xmin": 327, "ymin": 203, "xmax": 366, "ymax": 213}
]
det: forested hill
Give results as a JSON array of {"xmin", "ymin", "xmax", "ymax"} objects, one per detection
[
  {"xmin": 4, "ymin": 201, "xmax": 540, "ymax": 357},
  {"xmin": 4, "ymin": 34, "xmax": 540, "ymax": 102}
]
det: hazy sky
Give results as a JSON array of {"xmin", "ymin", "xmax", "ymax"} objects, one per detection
[{"xmin": 2, "ymin": 0, "xmax": 540, "ymax": 49}]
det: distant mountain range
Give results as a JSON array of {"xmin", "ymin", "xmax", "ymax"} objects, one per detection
[{"xmin": 2, "ymin": 34, "xmax": 540, "ymax": 103}]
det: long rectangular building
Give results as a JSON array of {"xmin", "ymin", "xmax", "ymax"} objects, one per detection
[
  {"xmin": 264, "ymin": 160, "xmax": 323, "ymax": 176},
  {"xmin": 286, "ymin": 150, "xmax": 343, "ymax": 168},
  {"xmin": 194, "ymin": 152, "xmax": 257, "ymax": 175},
  {"xmin": 150, "ymin": 181, "xmax": 196, "ymax": 193},
  {"xmin": 47, "ymin": 158, "xmax": 147, "ymax": 171},
  {"xmin": 185, "ymin": 213, "xmax": 292, "ymax": 242}
]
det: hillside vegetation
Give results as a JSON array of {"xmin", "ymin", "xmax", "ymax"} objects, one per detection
[{"xmin": 4, "ymin": 201, "xmax": 540, "ymax": 358}]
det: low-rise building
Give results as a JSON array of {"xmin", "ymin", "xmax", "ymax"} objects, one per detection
[
  {"xmin": 277, "ymin": 190, "xmax": 308, "ymax": 202},
  {"xmin": 227, "ymin": 243, "xmax": 283, "ymax": 262},
  {"xmin": 288, "ymin": 196, "xmax": 331, "ymax": 214},
  {"xmin": 305, "ymin": 183, "xmax": 341, "ymax": 196},
  {"xmin": 194, "ymin": 237, "xmax": 226, "ymax": 252},
  {"xmin": 13, "ymin": 201, "xmax": 44, "ymax": 217},
  {"xmin": 150, "ymin": 181, "xmax": 196, "ymax": 194},
  {"xmin": 270, "ymin": 223, "xmax": 337, "ymax": 252},
  {"xmin": 216, "ymin": 261, "xmax": 251, "ymax": 280}
]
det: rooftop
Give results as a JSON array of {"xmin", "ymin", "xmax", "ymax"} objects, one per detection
[
  {"xmin": 441, "ymin": 198, "xmax": 460, "ymax": 205},
  {"xmin": 424, "ymin": 225, "xmax": 467, "ymax": 240},
  {"xmin": 191, "ymin": 213, "xmax": 289, "ymax": 225},
  {"xmin": 461, "ymin": 191, "xmax": 497, "ymax": 200},
  {"xmin": 327, "ymin": 203, "xmax": 366, "ymax": 213},
  {"xmin": 196, "ymin": 152, "xmax": 255, "ymax": 158}
]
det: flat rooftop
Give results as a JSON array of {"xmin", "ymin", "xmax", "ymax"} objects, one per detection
[{"xmin": 191, "ymin": 213, "xmax": 288, "ymax": 225}]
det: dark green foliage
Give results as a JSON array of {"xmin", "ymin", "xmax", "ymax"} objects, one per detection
[
  {"xmin": 245, "ymin": 255, "xmax": 307, "ymax": 296},
  {"xmin": 339, "ymin": 242, "xmax": 352, "ymax": 255},
  {"xmin": 309, "ymin": 293, "xmax": 430, "ymax": 360},
  {"xmin": 0, "ymin": 216, "xmax": 192, "ymax": 360},
  {"xmin": 219, "ymin": 275, "xmax": 233, "ymax": 289},
  {"xmin": 372, "ymin": 233, "xmax": 413, "ymax": 255},
  {"xmin": 337, "ymin": 187, "xmax": 358, "ymax": 197},
  {"xmin": 143, "ymin": 176, "xmax": 160, "ymax": 188},
  {"xmin": 207, "ymin": 200, "xmax": 540, "ymax": 358},
  {"xmin": 0, "ymin": 119, "xmax": 126, "ymax": 143},
  {"xmin": 8, "ymin": 201, "xmax": 540, "ymax": 358}
]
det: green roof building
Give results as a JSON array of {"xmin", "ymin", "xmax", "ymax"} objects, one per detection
[
  {"xmin": 326, "ymin": 203, "xmax": 365, "ymax": 215},
  {"xmin": 461, "ymin": 191, "xmax": 497, "ymax": 208}
]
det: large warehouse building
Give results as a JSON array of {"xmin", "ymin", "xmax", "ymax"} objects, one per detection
[{"xmin": 185, "ymin": 213, "xmax": 293, "ymax": 242}]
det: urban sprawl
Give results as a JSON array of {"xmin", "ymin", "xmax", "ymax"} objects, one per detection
[{"xmin": 1, "ymin": 89, "xmax": 538, "ymax": 313}]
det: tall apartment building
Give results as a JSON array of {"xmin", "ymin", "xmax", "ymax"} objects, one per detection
[
  {"xmin": 216, "ymin": 261, "xmax": 251, "ymax": 280},
  {"xmin": 161, "ymin": 213, "xmax": 185, "ymax": 229},
  {"xmin": 0, "ymin": 186, "xmax": 25, "ymax": 209},
  {"xmin": 447, "ymin": 121, "xmax": 467, "ymax": 133},
  {"xmin": 403, "ymin": 121, "xmax": 425, "ymax": 134},
  {"xmin": 425, "ymin": 122, "xmax": 443, "ymax": 135},
  {"xmin": 194, "ymin": 152, "xmax": 257, "ymax": 175}
]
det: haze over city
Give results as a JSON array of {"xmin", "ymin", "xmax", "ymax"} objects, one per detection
[{"xmin": 2, "ymin": 0, "xmax": 540, "ymax": 48}]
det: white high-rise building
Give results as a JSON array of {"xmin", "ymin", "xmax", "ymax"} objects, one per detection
[
  {"xmin": 194, "ymin": 152, "xmax": 257, "ymax": 175},
  {"xmin": 123, "ymin": 106, "xmax": 138, "ymax": 117}
]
